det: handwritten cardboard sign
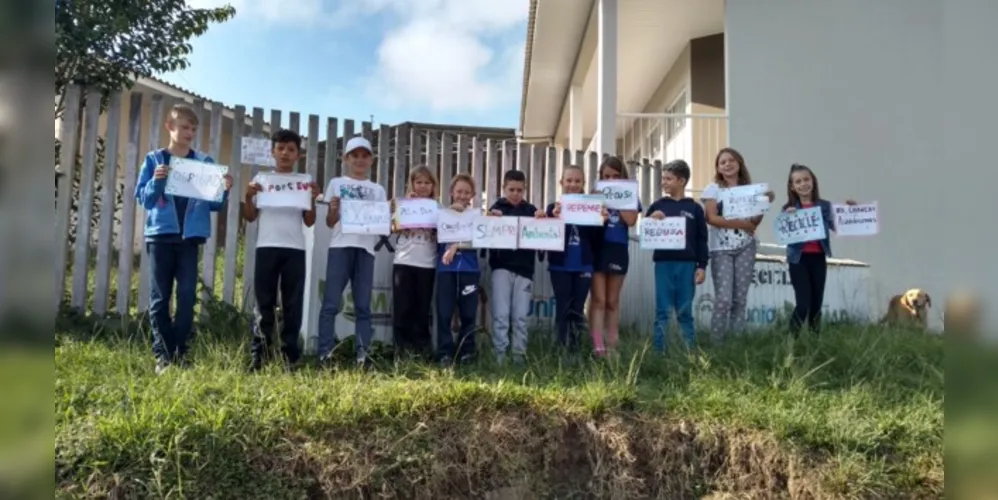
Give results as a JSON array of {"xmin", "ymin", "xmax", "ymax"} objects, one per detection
[
  {"xmin": 833, "ymin": 202, "xmax": 879, "ymax": 236},
  {"xmin": 254, "ymin": 173, "xmax": 312, "ymax": 210},
  {"xmin": 340, "ymin": 200, "xmax": 391, "ymax": 236},
  {"xmin": 472, "ymin": 216, "xmax": 519, "ymax": 249},
  {"xmin": 436, "ymin": 209, "xmax": 477, "ymax": 243},
  {"xmin": 560, "ymin": 194, "xmax": 604, "ymax": 226},
  {"xmin": 720, "ymin": 183, "xmax": 771, "ymax": 219},
  {"xmin": 639, "ymin": 217, "xmax": 687, "ymax": 250},
  {"xmin": 395, "ymin": 198, "xmax": 439, "ymax": 229},
  {"xmin": 518, "ymin": 218, "xmax": 565, "ymax": 252},
  {"xmin": 596, "ymin": 180, "xmax": 640, "ymax": 211},
  {"xmin": 165, "ymin": 157, "xmax": 228, "ymax": 202},
  {"xmin": 240, "ymin": 137, "xmax": 276, "ymax": 167},
  {"xmin": 773, "ymin": 207, "xmax": 827, "ymax": 245}
]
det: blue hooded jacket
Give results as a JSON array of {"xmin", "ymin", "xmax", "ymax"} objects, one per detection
[{"xmin": 134, "ymin": 148, "xmax": 228, "ymax": 243}]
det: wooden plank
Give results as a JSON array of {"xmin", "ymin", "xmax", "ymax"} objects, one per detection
[
  {"xmin": 485, "ymin": 139, "xmax": 499, "ymax": 210},
  {"xmin": 425, "ymin": 131, "xmax": 439, "ymax": 175},
  {"xmin": 324, "ymin": 117, "xmax": 339, "ymax": 183},
  {"xmin": 529, "ymin": 145, "xmax": 543, "ymax": 204},
  {"xmin": 137, "ymin": 94, "xmax": 166, "ymax": 313},
  {"xmin": 377, "ymin": 124, "xmax": 390, "ymax": 193},
  {"xmin": 222, "ymin": 106, "xmax": 245, "ymax": 304},
  {"xmin": 92, "ymin": 91, "xmax": 123, "ymax": 315},
  {"xmin": 362, "ymin": 121, "xmax": 374, "ymax": 181},
  {"xmin": 54, "ymin": 85, "xmax": 82, "ymax": 310},
  {"xmin": 200, "ymin": 101, "xmax": 224, "ymax": 312},
  {"xmin": 410, "ymin": 127, "xmax": 423, "ymax": 167},
  {"xmin": 116, "ymin": 93, "xmax": 143, "ymax": 315},
  {"xmin": 471, "ymin": 138, "xmax": 484, "ymax": 209},
  {"xmin": 393, "ymin": 124, "xmax": 409, "ymax": 198},
  {"xmin": 502, "ymin": 140, "xmax": 513, "ymax": 173},
  {"xmin": 241, "ymin": 108, "xmax": 267, "ymax": 311},
  {"xmin": 343, "ymin": 119, "xmax": 355, "ymax": 141},
  {"xmin": 288, "ymin": 112, "xmax": 300, "ymax": 173},
  {"xmin": 515, "ymin": 142, "xmax": 528, "ymax": 173},
  {"xmin": 439, "ymin": 133, "xmax": 453, "ymax": 203},
  {"xmin": 456, "ymin": 135, "xmax": 469, "ymax": 175},
  {"xmin": 545, "ymin": 147, "xmax": 558, "ymax": 207},
  {"xmin": 70, "ymin": 90, "xmax": 102, "ymax": 310},
  {"xmin": 306, "ymin": 115, "xmax": 320, "ymax": 180},
  {"xmin": 652, "ymin": 160, "xmax": 663, "ymax": 200},
  {"xmin": 191, "ymin": 99, "xmax": 206, "ymax": 150},
  {"xmin": 640, "ymin": 159, "xmax": 652, "ymax": 207},
  {"xmin": 586, "ymin": 151, "xmax": 599, "ymax": 188}
]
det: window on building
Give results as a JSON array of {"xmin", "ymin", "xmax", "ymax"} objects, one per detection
[{"xmin": 666, "ymin": 90, "xmax": 689, "ymax": 142}]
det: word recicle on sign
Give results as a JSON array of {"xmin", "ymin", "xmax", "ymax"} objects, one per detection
[
  {"xmin": 595, "ymin": 180, "xmax": 639, "ymax": 211},
  {"xmin": 395, "ymin": 198, "xmax": 439, "ymax": 229},
  {"xmin": 832, "ymin": 201, "xmax": 879, "ymax": 236},
  {"xmin": 255, "ymin": 173, "xmax": 312, "ymax": 210},
  {"xmin": 773, "ymin": 206, "xmax": 827, "ymax": 245},
  {"xmin": 720, "ymin": 183, "xmax": 771, "ymax": 219},
  {"xmin": 165, "ymin": 157, "xmax": 228, "ymax": 202},
  {"xmin": 472, "ymin": 216, "xmax": 519, "ymax": 249},
  {"xmin": 240, "ymin": 136, "xmax": 276, "ymax": 167},
  {"xmin": 340, "ymin": 200, "xmax": 391, "ymax": 235},
  {"xmin": 639, "ymin": 217, "xmax": 687, "ymax": 250},
  {"xmin": 560, "ymin": 194, "xmax": 604, "ymax": 226}
]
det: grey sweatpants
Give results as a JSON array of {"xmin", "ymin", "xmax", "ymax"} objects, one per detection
[
  {"xmin": 709, "ymin": 239, "xmax": 757, "ymax": 340},
  {"xmin": 491, "ymin": 269, "xmax": 533, "ymax": 358}
]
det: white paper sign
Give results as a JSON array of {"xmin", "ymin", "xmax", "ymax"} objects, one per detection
[
  {"xmin": 560, "ymin": 194, "xmax": 604, "ymax": 226},
  {"xmin": 596, "ymin": 180, "xmax": 640, "ymax": 211},
  {"xmin": 773, "ymin": 207, "xmax": 827, "ymax": 245},
  {"xmin": 241, "ymin": 137, "xmax": 276, "ymax": 167},
  {"xmin": 640, "ymin": 217, "xmax": 687, "ymax": 250},
  {"xmin": 165, "ymin": 157, "xmax": 228, "ymax": 202},
  {"xmin": 255, "ymin": 173, "xmax": 312, "ymax": 210},
  {"xmin": 833, "ymin": 202, "xmax": 879, "ymax": 236},
  {"xmin": 437, "ymin": 209, "xmax": 477, "ymax": 243},
  {"xmin": 720, "ymin": 183, "xmax": 771, "ymax": 219},
  {"xmin": 472, "ymin": 216, "xmax": 519, "ymax": 249},
  {"xmin": 518, "ymin": 218, "xmax": 565, "ymax": 252},
  {"xmin": 395, "ymin": 198, "xmax": 439, "ymax": 229},
  {"xmin": 340, "ymin": 200, "xmax": 391, "ymax": 235}
]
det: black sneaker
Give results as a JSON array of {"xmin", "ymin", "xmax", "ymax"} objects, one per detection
[{"xmin": 457, "ymin": 353, "xmax": 476, "ymax": 366}]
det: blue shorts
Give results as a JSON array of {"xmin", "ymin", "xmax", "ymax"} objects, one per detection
[{"xmin": 595, "ymin": 242, "xmax": 629, "ymax": 275}]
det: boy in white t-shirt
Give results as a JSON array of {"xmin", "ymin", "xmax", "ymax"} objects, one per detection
[
  {"xmin": 243, "ymin": 129, "xmax": 320, "ymax": 371},
  {"xmin": 318, "ymin": 136, "xmax": 387, "ymax": 367}
]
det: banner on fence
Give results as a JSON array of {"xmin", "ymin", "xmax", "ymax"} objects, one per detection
[
  {"xmin": 720, "ymin": 183, "xmax": 771, "ymax": 219},
  {"xmin": 639, "ymin": 217, "xmax": 687, "ymax": 250},
  {"xmin": 833, "ymin": 202, "xmax": 879, "ymax": 236},
  {"xmin": 394, "ymin": 198, "xmax": 439, "ymax": 229},
  {"xmin": 254, "ymin": 173, "xmax": 313, "ymax": 210},
  {"xmin": 340, "ymin": 200, "xmax": 391, "ymax": 235},
  {"xmin": 773, "ymin": 207, "xmax": 827, "ymax": 245},
  {"xmin": 595, "ymin": 180, "xmax": 640, "ymax": 211},
  {"xmin": 519, "ymin": 218, "xmax": 565, "ymax": 252},
  {"xmin": 437, "ymin": 209, "xmax": 477, "ymax": 243},
  {"xmin": 241, "ymin": 137, "xmax": 276, "ymax": 167},
  {"xmin": 165, "ymin": 157, "xmax": 228, "ymax": 202},
  {"xmin": 560, "ymin": 194, "xmax": 605, "ymax": 226},
  {"xmin": 473, "ymin": 216, "xmax": 519, "ymax": 249}
]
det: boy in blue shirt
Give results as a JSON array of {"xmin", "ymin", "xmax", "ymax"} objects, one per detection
[
  {"xmin": 134, "ymin": 103, "xmax": 232, "ymax": 375},
  {"xmin": 644, "ymin": 160, "xmax": 708, "ymax": 352}
]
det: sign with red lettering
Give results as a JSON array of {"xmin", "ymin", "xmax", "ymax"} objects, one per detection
[
  {"xmin": 254, "ymin": 173, "xmax": 313, "ymax": 210},
  {"xmin": 833, "ymin": 202, "xmax": 879, "ymax": 236},
  {"xmin": 560, "ymin": 194, "xmax": 604, "ymax": 226},
  {"xmin": 639, "ymin": 217, "xmax": 687, "ymax": 250}
]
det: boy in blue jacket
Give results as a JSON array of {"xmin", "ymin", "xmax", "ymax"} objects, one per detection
[
  {"xmin": 644, "ymin": 160, "xmax": 708, "ymax": 352},
  {"xmin": 134, "ymin": 103, "xmax": 232, "ymax": 375}
]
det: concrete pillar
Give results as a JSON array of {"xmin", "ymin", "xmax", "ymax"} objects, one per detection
[
  {"xmin": 568, "ymin": 84, "xmax": 584, "ymax": 152},
  {"xmin": 596, "ymin": 0, "xmax": 617, "ymax": 156}
]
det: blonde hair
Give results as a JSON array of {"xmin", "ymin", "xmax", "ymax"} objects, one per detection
[
  {"xmin": 167, "ymin": 103, "xmax": 200, "ymax": 126},
  {"xmin": 450, "ymin": 173, "xmax": 476, "ymax": 194},
  {"xmin": 408, "ymin": 165, "xmax": 438, "ymax": 198}
]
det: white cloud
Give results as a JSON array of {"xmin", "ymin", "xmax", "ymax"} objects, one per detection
[{"xmin": 185, "ymin": 0, "xmax": 324, "ymax": 24}]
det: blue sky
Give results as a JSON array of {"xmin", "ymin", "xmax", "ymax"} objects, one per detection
[{"xmin": 162, "ymin": 0, "xmax": 528, "ymax": 130}]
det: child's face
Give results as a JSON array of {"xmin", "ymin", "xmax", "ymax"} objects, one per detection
[
  {"xmin": 560, "ymin": 168, "xmax": 584, "ymax": 194},
  {"xmin": 503, "ymin": 180, "xmax": 525, "ymax": 204},
  {"xmin": 451, "ymin": 180, "xmax": 473, "ymax": 206},
  {"xmin": 344, "ymin": 150, "xmax": 373, "ymax": 176},
  {"xmin": 600, "ymin": 166, "xmax": 622, "ymax": 180},
  {"xmin": 412, "ymin": 175, "xmax": 434, "ymax": 198},
  {"xmin": 166, "ymin": 117, "xmax": 196, "ymax": 147},
  {"xmin": 661, "ymin": 171, "xmax": 686, "ymax": 195},
  {"xmin": 716, "ymin": 152, "xmax": 741, "ymax": 180},
  {"xmin": 272, "ymin": 141, "xmax": 300, "ymax": 170},
  {"xmin": 790, "ymin": 171, "xmax": 814, "ymax": 197}
]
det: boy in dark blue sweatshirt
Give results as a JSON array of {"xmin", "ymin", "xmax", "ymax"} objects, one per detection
[
  {"xmin": 644, "ymin": 160, "xmax": 708, "ymax": 352},
  {"xmin": 487, "ymin": 170, "xmax": 539, "ymax": 364}
]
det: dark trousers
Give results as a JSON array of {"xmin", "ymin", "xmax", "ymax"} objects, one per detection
[
  {"xmin": 251, "ymin": 247, "xmax": 306, "ymax": 363},
  {"xmin": 435, "ymin": 271, "xmax": 480, "ymax": 360},
  {"xmin": 549, "ymin": 270, "xmax": 592, "ymax": 350},
  {"xmin": 788, "ymin": 253, "xmax": 827, "ymax": 335},
  {"xmin": 393, "ymin": 264, "xmax": 435, "ymax": 356},
  {"xmin": 146, "ymin": 241, "xmax": 200, "ymax": 363}
]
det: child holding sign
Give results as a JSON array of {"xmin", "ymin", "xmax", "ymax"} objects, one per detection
[
  {"xmin": 782, "ymin": 164, "xmax": 856, "ymax": 336},
  {"xmin": 701, "ymin": 148, "xmax": 774, "ymax": 340},
  {"xmin": 590, "ymin": 157, "xmax": 641, "ymax": 357},
  {"xmin": 318, "ymin": 137, "xmax": 387, "ymax": 368},
  {"xmin": 392, "ymin": 166, "xmax": 439, "ymax": 359},
  {"xmin": 135, "ymin": 103, "xmax": 233, "ymax": 375},
  {"xmin": 644, "ymin": 160, "xmax": 709, "ymax": 352},
  {"xmin": 436, "ymin": 174, "xmax": 481, "ymax": 366},
  {"xmin": 543, "ymin": 165, "xmax": 605, "ymax": 351},
  {"xmin": 243, "ymin": 129, "xmax": 320, "ymax": 371}
]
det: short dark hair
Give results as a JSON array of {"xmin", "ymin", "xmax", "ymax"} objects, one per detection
[
  {"xmin": 664, "ymin": 159, "xmax": 691, "ymax": 184},
  {"xmin": 503, "ymin": 170, "xmax": 526, "ymax": 185},
  {"xmin": 271, "ymin": 128, "xmax": 302, "ymax": 151}
]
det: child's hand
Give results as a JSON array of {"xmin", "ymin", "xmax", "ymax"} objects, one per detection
[
  {"xmin": 329, "ymin": 196, "xmax": 340, "ymax": 212},
  {"xmin": 490, "ymin": 209, "xmax": 503, "ymax": 217},
  {"xmin": 450, "ymin": 203, "xmax": 465, "ymax": 212},
  {"xmin": 442, "ymin": 244, "xmax": 458, "ymax": 265},
  {"xmin": 245, "ymin": 182, "xmax": 263, "ymax": 199},
  {"xmin": 534, "ymin": 209, "xmax": 546, "ymax": 218},
  {"xmin": 310, "ymin": 182, "xmax": 321, "ymax": 200},
  {"xmin": 740, "ymin": 220, "xmax": 756, "ymax": 235},
  {"xmin": 601, "ymin": 206, "xmax": 609, "ymax": 222},
  {"xmin": 153, "ymin": 165, "xmax": 168, "ymax": 180},
  {"xmin": 552, "ymin": 202, "xmax": 562, "ymax": 217},
  {"xmin": 845, "ymin": 199, "xmax": 858, "ymax": 206},
  {"xmin": 695, "ymin": 269, "xmax": 706, "ymax": 285},
  {"xmin": 649, "ymin": 210, "xmax": 666, "ymax": 220},
  {"xmin": 223, "ymin": 175, "xmax": 233, "ymax": 191},
  {"xmin": 783, "ymin": 206, "xmax": 797, "ymax": 214},
  {"xmin": 765, "ymin": 189, "xmax": 776, "ymax": 202}
]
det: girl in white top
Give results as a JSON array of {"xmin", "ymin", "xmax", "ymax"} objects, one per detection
[
  {"xmin": 391, "ymin": 165, "xmax": 439, "ymax": 358},
  {"xmin": 700, "ymin": 147, "xmax": 775, "ymax": 340}
]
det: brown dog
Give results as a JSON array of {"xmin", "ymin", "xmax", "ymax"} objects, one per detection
[{"xmin": 881, "ymin": 288, "xmax": 932, "ymax": 330}]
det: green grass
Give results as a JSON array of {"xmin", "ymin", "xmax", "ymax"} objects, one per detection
[{"xmin": 55, "ymin": 308, "xmax": 943, "ymax": 499}]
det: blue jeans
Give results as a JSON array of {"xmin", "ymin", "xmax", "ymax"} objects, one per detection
[
  {"xmin": 146, "ymin": 241, "xmax": 200, "ymax": 362},
  {"xmin": 435, "ymin": 271, "xmax": 480, "ymax": 361},
  {"xmin": 549, "ymin": 270, "xmax": 592, "ymax": 350},
  {"xmin": 653, "ymin": 261, "xmax": 697, "ymax": 351},
  {"xmin": 318, "ymin": 247, "xmax": 376, "ymax": 358}
]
